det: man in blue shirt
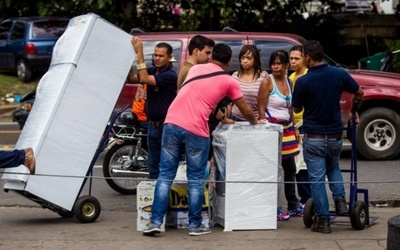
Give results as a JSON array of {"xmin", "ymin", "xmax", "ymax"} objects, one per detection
[
  {"xmin": 127, "ymin": 37, "xmax": 177, "ymax": 180},
  {"xmin": 292, "ymin": 40, "xmax": 364, "ymax": 234}
]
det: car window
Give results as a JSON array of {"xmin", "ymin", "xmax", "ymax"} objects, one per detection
[
  {"xmin": 213, "ymin": 39, "xmax": 244, "ymax": 74},
  {"xmin": 0, "ymin": 21, "xmax": 12, "ymax": 40},
  {"xmin": 10, "ymin": 22, "xmax": 26, "ymax": 40},
  {"xmin": 31, "ymin": 20, "xmax": 69, "ymax": 39},
  {"xmin": 141, "ymin": 40, "xmax": 182, "ymax": 72}
]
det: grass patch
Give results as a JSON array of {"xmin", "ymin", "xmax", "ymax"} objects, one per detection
[{"xmin": 0, "ymin": 72, "xmax": 39, "ymax": 105}]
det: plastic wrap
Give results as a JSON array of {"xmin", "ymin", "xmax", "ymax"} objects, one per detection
[
  {"xmin": 211, "ymin": 122, "xmax": 282, "ymax": 231},
  {"xmin": 2, "ymin": 13, "xmax": 134, "ymax": 211}
]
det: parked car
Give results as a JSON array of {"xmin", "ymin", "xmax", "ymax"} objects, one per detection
[
  {"xmin": 13, "ymin": 27, "xmax": 400, "ymax": 160},
  {"xmin": 343, "ymin": 0, "xmax": 371, "ymax": 13},
  {"xmin": 0, "ymin": 16, "xmax": 69, "ymax": 82},
  {"xmin": 117, "ymin": 28, "xmax": 400, "ymax": 160}
]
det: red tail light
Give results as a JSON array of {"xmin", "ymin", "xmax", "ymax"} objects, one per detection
[{"xmin": 24, "ymin": 43, "xmax": 37, "ymax": 54}]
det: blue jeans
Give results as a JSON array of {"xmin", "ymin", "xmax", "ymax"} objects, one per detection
[
  {"xmin": 0, "ymin": 149, "xmax": 25, "ymax": 168},
  {"xmin": 150, "ymin": 124, "xmax": 210, "ymax": 228},
  {"xmin": 303, "ymin": 137, "xmax": 345, "ymax": 219},
  {"xmin": 147, "ymin": 123, "xmax": 163, "ymax": 180}
]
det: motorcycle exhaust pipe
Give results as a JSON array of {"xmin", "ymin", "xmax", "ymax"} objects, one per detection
[{"xmin": 111, "ymin": 169, "xmax": 149, "ymax": 178}]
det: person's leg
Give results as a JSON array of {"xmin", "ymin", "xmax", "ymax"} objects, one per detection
[
  {"xmin": 296, "ymin": 170, "xmax": 312, "ymax": 204},
  {"xmin": 184, "ymin": 130, "xmax": 210, "ymax": 230},
  {"xmin": 303, "ymin": 138, "xmax": 330, "ymax": 219},
  {"xmin": 148, "ymin": 124, "xmax": 182, "ymax": 227},
  {"xmin": 326, "ymin": 139, "xmax": 346, "ymax": 200},
  {"xmin": 326, "ymin": 138, "xmax": 347, "ymax": 214},
  {"xmin": 0, "ymin": 149, "xmax": 25, "ymax": 168},
  {"xmin": 147, "ymin": 124, "xmax": 162, "ymax": 180},
  {"xmin": 282, "ymin": 157, "xmax": 299, "ymax": 211}
]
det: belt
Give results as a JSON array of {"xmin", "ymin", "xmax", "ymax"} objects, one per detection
[
  {"xmin": 279, "ymin": 121, "xmax": 291, "ymax": 126},
  {"xmin": 149, "ymin": 120, "xmax": 164, "ymax": 127},
  {"xmin": 304, "ymin": 133, "xmax": 342, "ymax": 140}
]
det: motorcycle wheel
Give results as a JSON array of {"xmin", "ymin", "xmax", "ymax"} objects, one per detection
[{"xmin": 103, "ymin": 141, "xmax": 149, "ymax": 194}]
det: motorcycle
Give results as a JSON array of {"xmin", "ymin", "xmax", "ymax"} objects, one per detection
[{"xmin": 102, "ymin": 109, "xmax": 149, "ymax": 194}]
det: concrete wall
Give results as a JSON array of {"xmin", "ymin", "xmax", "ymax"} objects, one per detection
[{"xmin": 335, "ymin": 14, "xmax": 400, "ymax": 45}]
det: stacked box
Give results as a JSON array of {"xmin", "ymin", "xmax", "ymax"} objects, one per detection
[
  {"xmin": 167, "ymin": 185, "xmax": 210, "ymax": 229},
  {"xmin": 167, "ymin": 207, "xmax": 210, "ymax": 229},
  {"xmin": 137, "ymin": 181, "xmax": 166, "ymax": 232}
]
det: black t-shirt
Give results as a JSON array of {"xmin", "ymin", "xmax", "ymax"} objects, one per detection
[{"xmin": 146, "ymin": 66, "xmax": 177, "ymax": 121}]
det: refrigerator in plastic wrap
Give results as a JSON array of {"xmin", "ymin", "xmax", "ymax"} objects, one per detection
[
  {"xmin": 211, "ymin": 122, "xmax": 282, "ymax": 231},
  {"xmin": 1, "ymin": 13, "xmax": 134, "ymax": 220}
]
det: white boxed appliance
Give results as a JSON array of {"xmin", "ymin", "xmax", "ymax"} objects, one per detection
[
  {"xmin": 212, "ymin": 122, "xmax": 282, "ymax": 231},
  {"xmin": 2, "ymin": 13, "xmax": 134, "ymax": 217},
  {"xmin": 137, "ymin": 181, "xmax": 166, "ymax": 231}
]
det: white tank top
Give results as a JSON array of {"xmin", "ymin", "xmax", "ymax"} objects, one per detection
[{"xmin": 266, "ymin": 75, "xmax": 291, "ymax": 122}]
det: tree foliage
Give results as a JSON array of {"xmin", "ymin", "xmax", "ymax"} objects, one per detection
[
  {"xmin": 0, "ymin": 0, "xmax": 385, "ymax": 64},
  {"xmin": 1, "ymin": 0, "xmax": 342, "ymax": 33}
]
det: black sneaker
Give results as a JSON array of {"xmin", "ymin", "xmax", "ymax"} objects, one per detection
[{"xmin": 142, "ymin": 223, "xmax": 161, "ymax": 236}]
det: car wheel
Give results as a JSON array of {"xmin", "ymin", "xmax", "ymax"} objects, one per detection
[
  {"xmin": 356, "ymin": 107, "xmax": 400, "ymax": 160},
  {"xmin": 16, "ymin": 59, "xmax": 32, "ymax": 82}
]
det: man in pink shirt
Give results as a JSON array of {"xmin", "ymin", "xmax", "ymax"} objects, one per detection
[{"xmin": 143, "ymin": 43, "xmax": 262, "ymax": 236}]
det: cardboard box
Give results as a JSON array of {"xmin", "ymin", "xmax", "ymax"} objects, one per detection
[
  {"xmin": 167, "ymin": 207, "xmax": 210, "ymax": 229},
  {"xmin": 137, "ymin": 181, "xmax": 166, "ymax": 232},
  {"xmin": 169, "ymin": 185, "xmax": 209, "ymax": 209},
  {"xmin": 167, "ymin": 185, "xmax": 210, "ymax": 229}
]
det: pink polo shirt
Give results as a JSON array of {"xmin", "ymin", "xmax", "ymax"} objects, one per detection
[{"xmin": 165, "ymin": 63, "xmax": 243, "ymax": 137}]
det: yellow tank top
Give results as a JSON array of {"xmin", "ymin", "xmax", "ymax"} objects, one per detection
[{"xmin": 289, "ymin": 69, "xmax": 308, "ymax": 124}]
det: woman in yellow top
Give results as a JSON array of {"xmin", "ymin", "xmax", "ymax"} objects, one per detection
[
  {"xmin": 289, "ymin": 45, "xmax": 311, "ymax": 207},
  {"xmin": 289, "ymin": 45, "xmax": 308, "ymax": 125}
]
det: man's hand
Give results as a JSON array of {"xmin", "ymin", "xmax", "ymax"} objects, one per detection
[
  {"xmin": 131, "ymin": 36, "xmax": 143, "ymax": 55},
  {"xmin": 348, "ymin": 112, "xmax": 360, "ymax": 125},
  {"xmin": 221, "ymin": 118, "xmax": 235, "ymax": 124}
]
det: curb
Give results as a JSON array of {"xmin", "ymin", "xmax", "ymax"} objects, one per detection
[{"xmin": 0, "ymin": 104, "xmax": 18, "ymax": 115}]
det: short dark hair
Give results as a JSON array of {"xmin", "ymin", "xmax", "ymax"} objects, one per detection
[
  {"xmin": 269, "ymin": 49, "xmax": 289, "ymax": 68},
  {"xmin": 155, "ymin": 42, "xmax": 173, "ymax": 55},
  {"xmin": 303, "ymin": 40, "xmax": 324, "ymax": 62},
  {"xmin": 212, "ymin": 43, "xmax": 232, "ymax": 64},
  {"xmin": 188, "ymin": 35, "xmax": 215, "ymax": 55},
  {"xmin": 290, "ymin": 45, "xmax": 304, "ymax": 56}
]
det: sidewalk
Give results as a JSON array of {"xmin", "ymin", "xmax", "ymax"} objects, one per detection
[
  {"xmin": 0, "ymin": 103, "xmax": 18, "ymax": 114},
  {"xmin": 0, "ymin": 206, "xmax": 396, "ymax": 249},
  {"xmin": 0, "ymin": 104, "xmax": 19, "ymax": 149}
]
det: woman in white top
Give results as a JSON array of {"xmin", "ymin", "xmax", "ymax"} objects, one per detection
[
  {"xmin": 258, "ymin": 49, "xmax": 302, "ymax": 219},
  {"xmin": 230, "ymin": 44, "xmax": 268, "ymax": 121}
]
